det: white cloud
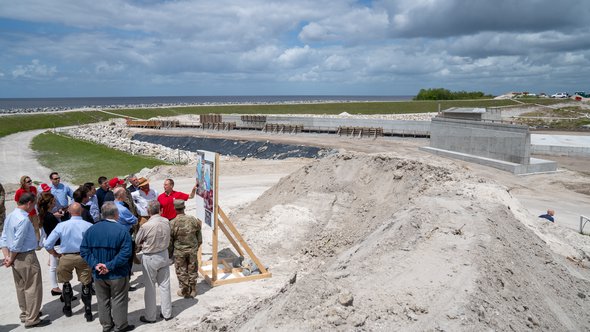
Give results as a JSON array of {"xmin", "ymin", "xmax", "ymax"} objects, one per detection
[
  {"xmin": 323, "ymin": 54, "xmax": 350, "ymax": 71},
  {"xmin": 277, "ymin": 45, "xmax": 315, "ymax": 68},
  {"xmin": 94, "ymin": 61, "xmax": 126, "ymax": 74},
  {"xmin": 0, "ymin": 1, "xmax": 589, "ymax": 96},
  {"xmin": 11, "ymin": 59, "xmax": 57, "ymax": 79}
]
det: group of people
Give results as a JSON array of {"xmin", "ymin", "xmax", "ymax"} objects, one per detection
[{"xmin": 0, "ymin": 172, "xmax": 203, "ymax": 331}]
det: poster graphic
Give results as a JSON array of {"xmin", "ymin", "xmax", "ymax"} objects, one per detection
[{"xmin": 196, "ymin": 151, "xmax": 215, "ymax": 227}]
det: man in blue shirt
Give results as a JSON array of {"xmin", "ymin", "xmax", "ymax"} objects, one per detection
[
  {"xmin": 539, "ymin": 209, "xmax": 555, "ymax": 222},
  {"xmin": 45, "ymin": 203, "xmax": 93, "ymax": 321},
  {"xmin": 1, "ymin": 193, "xmax": 51, "ymax": 328},
  {"xmin": 47, "ymin": 171, "xmax": 74, "ymax": 211},
  {"xmin": 81, "ymin": 202, "xmax": 134, "ymax": 332},
  {"xmin": 114, "ymin": 187, "xmax": 138, "ymax": 231}
]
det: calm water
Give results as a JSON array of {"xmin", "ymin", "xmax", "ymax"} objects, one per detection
[{"xmin": 0, "ymin": 95, "xmax": 412, "ymax": 111}]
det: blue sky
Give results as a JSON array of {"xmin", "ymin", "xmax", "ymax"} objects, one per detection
[{"xmin": 0, "ymin": 0, "xmax": 589, "ymax": 98}]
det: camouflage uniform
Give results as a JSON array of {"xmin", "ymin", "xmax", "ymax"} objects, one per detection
[{"xmin": 169, "ymin": 213, "xmax": 202, "ymax": 297}]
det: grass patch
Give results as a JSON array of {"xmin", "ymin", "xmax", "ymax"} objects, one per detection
[
  {"xmin": 31, "ymin": 132, "xmax": 168, "ymax": 185},
  {"xmin": 0, "ymin": 111, "xmax": 119, "ymax": 138}
]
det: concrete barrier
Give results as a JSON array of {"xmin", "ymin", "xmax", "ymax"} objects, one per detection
[{"xmin": 430, "ymin": 117, "xmax": 531, "ymax": 164}]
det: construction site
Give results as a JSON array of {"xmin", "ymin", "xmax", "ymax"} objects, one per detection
[{"xmin": 1, "ymin": 106, "xmax": 590, "ymax": 331}]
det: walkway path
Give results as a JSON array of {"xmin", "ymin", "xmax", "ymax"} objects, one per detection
[{"xmin": 0, "ymin": 129, "xmax": 52, "ymax": 184}]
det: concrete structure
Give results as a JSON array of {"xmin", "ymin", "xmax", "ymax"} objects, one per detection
[
  {"xmin": 531, "ymin": 134, "xmax": 590, "ymax": 157},
  {"xmin": 222, "ymin": 115, "xmax": 431, "ymax": 137},
  {"xmin": 422, "ymin": 115, "xmax": 557, "ymax": 175},
  {"xmin": 439, "ymin": 107, "xmax": 502, "ymax": 122}
]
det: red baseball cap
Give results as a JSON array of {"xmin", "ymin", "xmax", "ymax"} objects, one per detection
[
  {"xmin": 108, "ymin": 177, "xmax": 125, "ymax": 189},
  {"xmin": 40, "ymin": 183, "xmax": 51, "ymax": 192}
]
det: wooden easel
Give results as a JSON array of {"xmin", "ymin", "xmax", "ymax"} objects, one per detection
[{"xmin": 197, "ymin": 153, "xmax": 271, "ymax": 287}]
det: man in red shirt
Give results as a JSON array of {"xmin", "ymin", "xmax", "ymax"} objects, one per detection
[{"xmin": 157, "ymin": 179, "xmax": 197, "ymax": 220}]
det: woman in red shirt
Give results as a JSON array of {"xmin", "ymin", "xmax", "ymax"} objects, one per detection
[{"xmin": 14, "ymin": 175, "xmax": 40, "ymax": 242}]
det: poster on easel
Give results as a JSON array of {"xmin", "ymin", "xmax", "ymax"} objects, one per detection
[
  {"xmin": 195, "ymin": 149, "xmax": 271, "ymax": 287},
  {"xmin": 195, "ymin": 150, "xmax": 216, "ymax": 228}
]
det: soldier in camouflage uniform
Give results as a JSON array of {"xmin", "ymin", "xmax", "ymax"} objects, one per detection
[{"xmin": 169, "ymin": 199, "xmax": 202, "ymax": 298}]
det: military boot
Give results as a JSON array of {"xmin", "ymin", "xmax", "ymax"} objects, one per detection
[
  {"xmin": 189, "ymin": 284, "xmax": 197, "ymax": 298},
  {"xmin": 62, "ymin": 282, "xmax": 73, "ymax": 317},
  {"xmin": 82, "ymin": 284, "xmax": 93, "ymax": 322}
]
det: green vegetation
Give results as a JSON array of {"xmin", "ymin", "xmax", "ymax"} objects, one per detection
[
  {"xmin": 0, "ymin": 111, "xmax": 119, "ymax": 138},
  {"xmin": 520, "ymin": 118, "xmax": 590, "ymax": 130},
  {"xmin": 31, "ymin": 132, "xmax": 167, "ymax": 184},
  {"xmin": 414, "ymin": 88, "xmax": 494, "ymax": 100},
  {"xmin": 515, "ymin": 106, "xmax": 590, "ymax": 130}
]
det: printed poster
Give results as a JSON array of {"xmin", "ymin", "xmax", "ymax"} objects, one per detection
[{"xmin": 196, "ymin": 150, "xmax": 216, "ymax": 227}]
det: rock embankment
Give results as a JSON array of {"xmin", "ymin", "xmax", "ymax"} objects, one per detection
[{"xmin": 64, "ymin": 118, "xmax": 197, "ymax": 164}]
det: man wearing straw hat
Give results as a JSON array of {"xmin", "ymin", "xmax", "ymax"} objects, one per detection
[{"xmin": 131, "ymin": 177, "xmax": 158, "ymax": 226}]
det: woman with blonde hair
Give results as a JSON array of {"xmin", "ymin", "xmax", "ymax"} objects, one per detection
[
  {"xmin": 37, "ymin": 191, "xmax": 65, "ymax": 296},
  {"xmin": 14, "ymin": 175, "xmax": 40, "ymax": 242}
]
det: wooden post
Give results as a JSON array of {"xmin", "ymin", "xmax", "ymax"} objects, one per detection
[{"xmin": 211, "ymin": 153, "xmax": 220, "ymax": 282}]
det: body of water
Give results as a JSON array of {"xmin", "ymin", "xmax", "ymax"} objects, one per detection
[{"xmin": 0, "ymin": 95, "xmax": 412, "ymax": 113}]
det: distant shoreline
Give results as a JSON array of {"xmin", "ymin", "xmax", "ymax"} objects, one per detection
[{"xmin": 0, "ymin": 95, "xmax": 413, "ymax": 115}]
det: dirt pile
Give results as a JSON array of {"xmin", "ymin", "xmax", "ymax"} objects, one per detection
[{"xmin": 201, "ymin": 152, "xmax": 590, "ymax": 331}]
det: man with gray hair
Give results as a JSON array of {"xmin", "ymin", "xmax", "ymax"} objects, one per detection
[
  {"xmin": 135, "ymin": 200, "xmax": 173, "ymax": 323},
  {"xmin": 126, "ymin": 174, "xmax": 140, "ymax": 193},
  {"xmin": 114, "ymin": 187, "xmax": 137, "ymax": 231},
  {"xmin": 81, "ymin": 202, "xmax": 134, "ymax": 332}
]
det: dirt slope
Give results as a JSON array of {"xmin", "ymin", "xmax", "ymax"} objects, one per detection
[{"xmin": 199, "ymin": 152, "xmax": 590, "ymax": 331}]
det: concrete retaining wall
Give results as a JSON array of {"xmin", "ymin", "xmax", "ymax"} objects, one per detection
[
  {"xmin": 531, "ymin": 145, "xmax": 590, "ymax": 157},
  {"xmin": 430, "ymin": 117, "xmax": 531, "ymax": 164},
  {"xmin": 223, "ymin": 115, "xmax": 431, "ymax": 136}
]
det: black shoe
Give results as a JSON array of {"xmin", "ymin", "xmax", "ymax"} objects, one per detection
[
  {"xmin": 63, "ymin": 306, "xmax": 73, "ymax": 317},
  {"xmin": 85, "ymin": 312, "xmax": 93, "ymax": 322},
  {"xmin": 160, "ymin": 313, "xmax": 173, "ymax": 321},
  {"xmin": 25, "ymin": 319, "xmax": 52, "ymax": 328},
  {"xmin": 51, "ymin": 289, "xmax": 62, "ymax": 296},
  {"xmin": 128, "ymin": 286, "xmax": 137, "ymax": 292},
  {"xmin": 139, "ymin": 316, "xmax": 156, "ymax": 324},
  {"xmin": 120, "ymin": 324, "xmax": 135, "ymax": 331},
  {"xmin": 60, "ymin": 295, "xmax": 78, "ymax": 302},
  {"xmin": 21, "ymin": 312, "xmax": 43, "ymax": 324}
]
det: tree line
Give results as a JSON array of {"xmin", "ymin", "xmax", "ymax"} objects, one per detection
[{"xmin": 414, "ymin": 88, "xmax": 493, "ymax": 100}]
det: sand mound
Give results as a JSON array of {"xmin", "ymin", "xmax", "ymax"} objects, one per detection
[{"xmin": 203, "ymin": 152, "xmax": 590, "ymax": 331}]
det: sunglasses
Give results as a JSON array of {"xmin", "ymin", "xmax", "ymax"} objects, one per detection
[
  {"xmin": 25, "ymin": 180, "xmax": 32, "ymax": 183},
  {"xmin": 52, "ymin": 177, "xmax": 60, "ymax": 180}
]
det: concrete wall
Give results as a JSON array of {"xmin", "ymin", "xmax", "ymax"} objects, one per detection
[
  {"xmin": 531, "ymin": 145, "xmax": 590, "ymax": 157},
  {"xmin": 430, "ymin": 117, "xmax": 531, "ymax": 164},
  {"xmin": 222, "ymin": 115, "xmax": 431, "ymax": 136}
]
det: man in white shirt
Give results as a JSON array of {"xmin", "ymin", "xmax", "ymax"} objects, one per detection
[{"xmin": 131, "ymin": 177, "xmax": 158, "ymax": 225}]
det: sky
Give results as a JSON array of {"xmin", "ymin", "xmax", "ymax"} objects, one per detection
[{"xmin": 0, "ymin": 0, "xmax": 589, "ymax": 98}]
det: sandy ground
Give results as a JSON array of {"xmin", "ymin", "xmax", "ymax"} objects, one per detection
[{"xmin": 1, "ymin": 123, "xmax": 590, "ymax": 331}]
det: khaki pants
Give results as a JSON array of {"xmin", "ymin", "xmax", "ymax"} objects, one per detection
[
  {"xmin": 141, "ymin": 250, "xmax": 172, "ymax": 321},
  {"xmin": 57, "ymin": 253, "xmax": 92, "ymax": 285},
  {"xmin": 12, "ymin": 251, "xmax": 43, "ymax": 327}
]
